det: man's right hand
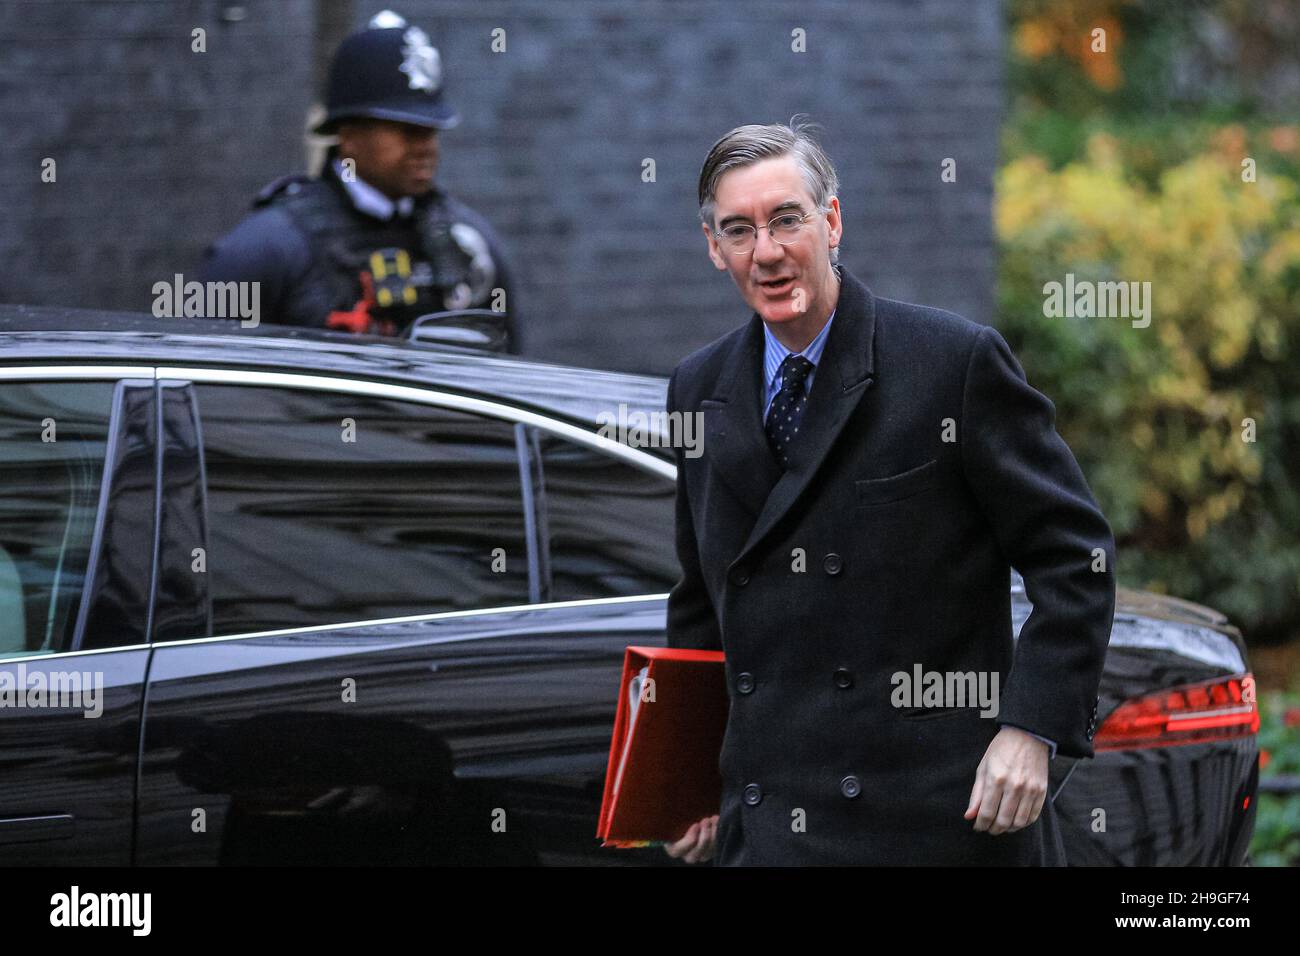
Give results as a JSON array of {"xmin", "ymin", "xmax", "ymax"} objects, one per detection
[{"xmin": 663, "ymin": 814, "xmax": 719, "ymax": 863}]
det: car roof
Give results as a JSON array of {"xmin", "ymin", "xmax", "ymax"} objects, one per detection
[{"xmin": 0, "ymin": 306, "xmax": 669, "ymax": 432}]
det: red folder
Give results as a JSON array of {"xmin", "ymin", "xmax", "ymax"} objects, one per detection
[{"xmin": 596, "ymin": 645, "xmax": 728, "ymax": 848}]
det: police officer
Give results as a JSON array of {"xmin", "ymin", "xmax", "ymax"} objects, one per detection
[{"xmin": 199, "ymin": 11, "xmax": 517, "ymax": 349}]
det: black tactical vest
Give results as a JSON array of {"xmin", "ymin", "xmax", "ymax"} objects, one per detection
[{"xmin": 253, "ymin": 162, "xmax": 497, "ymax": 332}]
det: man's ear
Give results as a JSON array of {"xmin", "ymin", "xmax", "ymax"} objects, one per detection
[
  {"xmin": 335, "ymin": 120, "xmax": 359, "ymax": 157},
  {"xmin": 702, "ymin": 222, "xmax": 727, "ymax": 271},
  {"xmin": 825, "ymin": 196, "xmax": 843, "ymax": 255},
  {"xmin": 335, "ymin": 119, "xmax": 376, "ymax": 159}
]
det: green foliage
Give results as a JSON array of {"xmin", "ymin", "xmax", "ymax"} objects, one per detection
[
  {"xmin": 1003, "ymin": 0, "xmax": 1300, "ymax": 867},
  {"xmin": 1252, "ymin": 690, "xmax": 1300, "ymax": 866},
  {"xmin": 996, "ymin": 136, "xmax": 1300, "ymax": 639},
  {"xmin": 1000, "ymin": 0, "xmax": 1300, "ymax": 641}
]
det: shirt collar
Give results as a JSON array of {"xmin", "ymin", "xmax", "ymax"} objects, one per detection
[
  {"xmin": 763, "ymin": 308, "xmax": 836, "ymax": 391},
  {"xmin": 331, "ymin": 158, "xmax": 415, "ymax": 221}
]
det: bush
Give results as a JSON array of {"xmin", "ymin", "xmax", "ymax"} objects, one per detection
[
  {"xmin": 995, "ymin": 133, "xmax": 1300, "ymax": 641},
  {"xmin": 1253, "ymin": 690, "xmax": 1300, "ymax": 866}
]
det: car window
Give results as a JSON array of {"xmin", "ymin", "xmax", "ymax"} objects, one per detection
[
  {"xmin": 531, "ymin": 429, "xmax": 678, "ymax": 601},
  {"xmin": 0, "ymin": 381, "xmax": 116, "ymax": 657},
  {"xmin": 194, "ymin": 385, "xmax": 531, "ymax": 636}
]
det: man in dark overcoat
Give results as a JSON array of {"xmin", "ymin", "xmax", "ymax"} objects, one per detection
[{"xmin": 663, "ymin": 121, "xmax": 1116, "ymax": 866}]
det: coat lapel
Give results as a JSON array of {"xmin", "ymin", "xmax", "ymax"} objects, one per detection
[
  {"xmin": 701, "ymin": 314, "xmax": 784, "ymax": 517},
  {"xmin": 731, "ymin": 267, "xmax": 878, "ymax": 566}
]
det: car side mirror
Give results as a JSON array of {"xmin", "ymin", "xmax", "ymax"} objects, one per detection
[{"xmin": 405, "ymin": 309, "xmax": 510, "ymax": 352}]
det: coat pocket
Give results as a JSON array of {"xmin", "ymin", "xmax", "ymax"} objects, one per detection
[
  {"xmin": 897, "ymin": 705, "xmax": 974, "ymax": 721},
  {"xmin": 855, "ymin": 457, "xmax": 938, "ymax": 506}
]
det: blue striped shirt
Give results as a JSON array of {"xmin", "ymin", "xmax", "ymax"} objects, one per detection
[{"xmin": 761, "ymin": 309, "xmax": 836, "ymax": 421}]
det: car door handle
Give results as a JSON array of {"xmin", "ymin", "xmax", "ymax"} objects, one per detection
[{"xmin": 0, "ymin": 814, "xmax": 75, "ymax": 844}]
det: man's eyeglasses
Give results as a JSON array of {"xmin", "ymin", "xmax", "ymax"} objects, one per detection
[{"xmin": 713, "ymin": 208, "xmax": 825, "ymax": 255}]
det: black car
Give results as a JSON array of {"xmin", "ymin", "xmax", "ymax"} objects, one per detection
[{"xmin": 0, "ymin": 309, "xmax": 1258, "ymax": 865}]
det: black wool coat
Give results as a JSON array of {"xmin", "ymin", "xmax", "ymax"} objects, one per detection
[{"xmin": 665, "ymin": 265, "xmax": 1116, "ymax": 865}]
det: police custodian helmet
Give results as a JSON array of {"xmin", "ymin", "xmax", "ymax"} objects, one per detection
[{"xmin": 314, "ymin": 10, "xmax": 460, "ymax": 135}]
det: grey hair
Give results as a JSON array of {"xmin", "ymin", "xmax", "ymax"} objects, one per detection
[{"xmin": 698, "ymin": 115, "xmax": 840, "ymax": 264}]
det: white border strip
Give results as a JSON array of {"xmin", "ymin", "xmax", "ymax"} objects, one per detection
[
  {"xmin": 157, "ymin": 366, "xmax": 676, "ymax": 479},
  {"xmin": 0, "ymin": 364, "xmax": 676, "ymax": 479},
  {"xmin": 0, "ymin": 593, "xmax": 670, "ymax": 664},
  {"xmin": 0, "ymin": 365, "xmax": 153, "ymax": 381}
]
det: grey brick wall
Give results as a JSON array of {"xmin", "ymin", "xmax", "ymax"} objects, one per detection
[
  {"xmin": 0, "ymin": 0, "xmax": 1002, "ymax": 374},
  {"xmin": 0, "ymin": 0, "xmax": 315, "ymax": 315}
]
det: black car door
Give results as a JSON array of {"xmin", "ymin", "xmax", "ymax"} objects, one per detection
[
  {"xmin": 135, "ymin": 373, "xmax": 678, "ymax": 865},
  {"xmin": 0, "ymin": 373, "xmax": 155, "ymax": 864}
]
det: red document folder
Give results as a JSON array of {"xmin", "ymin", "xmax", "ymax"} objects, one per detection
[{"xmin": 596, "ymin": 645, "xmax": 728, "ymax": 848}]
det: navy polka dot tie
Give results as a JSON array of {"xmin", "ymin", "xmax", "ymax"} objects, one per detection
[{"xmin": 765, "ymin": 354, "xmax": 815, "ymax": 469}]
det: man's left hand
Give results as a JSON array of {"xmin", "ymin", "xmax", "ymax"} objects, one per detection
[{"xmin": 964, "ymin": 726, "xmax": 1049, "ymax": 834}]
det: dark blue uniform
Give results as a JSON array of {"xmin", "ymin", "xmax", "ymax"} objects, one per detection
[
  {"xmin": 197, "ymin": 13, "xmax": 519, "ymax": 348},
  {"xmin": 198, "ymin": 155, "xmax": 518, "ymax": 348}
]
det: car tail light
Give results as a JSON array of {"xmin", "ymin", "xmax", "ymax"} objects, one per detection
[{"xmin": 1093, "ymin": 673, "xmax": 1259, "ymax": 752}]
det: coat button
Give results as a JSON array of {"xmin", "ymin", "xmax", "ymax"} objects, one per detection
[
  {"xmin": 833, "ymin": 667, "xmax": 853, "ymax": 689},
  {"xmin": 743, "ymin": 783, "xmax": 762, "ymax": 806},
  {"xmin": 736, "ymin": 672, "xmax": 755, "ymax": 694},
  {"xmin": 729, "ymin": 566, "xmax": 750, "ymax": 587},
  {"xmin": 822, "ymin": 553, "xmax": 843, "ymax": 575},
  {"xmin": 840, "ymin": 775, "xmax": 861, "ymax": 799}
]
